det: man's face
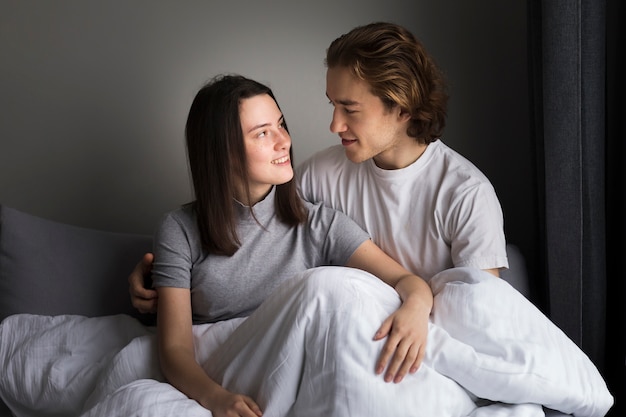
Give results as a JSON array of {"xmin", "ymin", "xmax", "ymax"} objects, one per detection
[{"xmin": 326, "ymin": 66, "xmax": 409, "ymax": 167}]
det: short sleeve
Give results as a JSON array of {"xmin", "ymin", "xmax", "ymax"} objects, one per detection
[
  {"xmin": 305, "ymin": 202, "xmax": 370, "ymax": 266},
  {"xmin": 448, "ymin": 182, "xmax": 508, "ymax": 270},
  {"xmin": 151, "ymin": 210, "xmax": 197, "ymax": 289}
]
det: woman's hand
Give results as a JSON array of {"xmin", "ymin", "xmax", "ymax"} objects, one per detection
[
  {"xmin": 158, "ymin": 286, "xmax": 263, "ymax": 417},
  {"xmin": 373, "ymin": 299, "xmax": 429, "ymax": 383},
  {"xmin": 207, "ymin": 387, "xmax": 263, "ymax": 417}
]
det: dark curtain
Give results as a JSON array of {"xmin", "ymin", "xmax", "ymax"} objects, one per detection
[
  {"xmin": 528, "ymin": 1, "xmax": 625, "ymax": 415},
  {"xmin": 605, "ymin": 0, "xmax": 626, "ymax": 414}
]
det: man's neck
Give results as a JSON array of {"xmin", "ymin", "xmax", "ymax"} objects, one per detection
[{"xmin": 372, "ymin": 140, "xmax": 429, "ymax": 170}]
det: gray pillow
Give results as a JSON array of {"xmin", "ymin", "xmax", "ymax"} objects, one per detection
[{"xmin": 0, "ymin": 205, "xmax": 153, "ymax": 322}]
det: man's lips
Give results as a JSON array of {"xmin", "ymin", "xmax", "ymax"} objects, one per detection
[{"xmin": 341, "ymin": 138, "xmax": 357, "ymax": 146}]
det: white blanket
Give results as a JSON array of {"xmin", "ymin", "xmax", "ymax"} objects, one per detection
[{"xmin": 0, "ymin": 267, "xmax": 613, "ymax": 417}]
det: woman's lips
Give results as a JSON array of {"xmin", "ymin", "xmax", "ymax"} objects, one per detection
[{"xmin": 271, "ymin": 155, "xmax": 290, "ymax": 165}]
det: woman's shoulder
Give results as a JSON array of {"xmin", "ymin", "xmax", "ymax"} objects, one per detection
[
  {"xmin": 157, "ymin": 204, "xmax": 196, "ymax": 232},
  {"xmin": 301, "ymin": 198, "xmax": 362, "ymax": 232},
  {"xmin": 300, "ymin": 198, "xmax": 325, "ymax": 218}
]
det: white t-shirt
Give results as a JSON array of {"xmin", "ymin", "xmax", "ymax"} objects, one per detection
[{"xmin": 297, "ymin": 140, "xmax": 508, "ymax": 281}]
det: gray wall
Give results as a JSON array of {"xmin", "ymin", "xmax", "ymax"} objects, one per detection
[{"xmin": 0, "ymin": 0, "xmax": 534, "ymax": 277}]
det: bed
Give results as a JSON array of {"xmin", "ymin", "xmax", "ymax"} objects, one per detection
[{"xmin": 0, "ymin": 204, "xmax": 614, "ymax": 417}]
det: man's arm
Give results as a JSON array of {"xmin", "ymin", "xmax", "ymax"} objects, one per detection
[
  {"xmin": 129, "ymin": 252, "xmax": 158, "ymax": 314},
  {"xmin": 346, "ymin": 239, "xmax": 433, "ymax": 383},
  {"xmin": 483, "ymin": 268, "xmax": 500, "ymax": 277}
]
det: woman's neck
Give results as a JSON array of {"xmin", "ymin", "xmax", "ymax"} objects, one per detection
[{"xmin": 235, "ymin": 184, "xmax": 273, "ymax": 207}]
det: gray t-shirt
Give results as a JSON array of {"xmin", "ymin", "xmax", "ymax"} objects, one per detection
[{"xmin": 151, "ymin": 187, "xmax": 369, "ymax": 323}]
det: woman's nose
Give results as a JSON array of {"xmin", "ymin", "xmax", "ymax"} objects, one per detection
[{"xmin": 276, "ymin": 129, "xmax": 290, "ymax": 149}]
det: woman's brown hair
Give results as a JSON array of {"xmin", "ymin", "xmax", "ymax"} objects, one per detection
[{"xmin": 185, "ymin": 74, "xmax": 307, "ymax": 255}]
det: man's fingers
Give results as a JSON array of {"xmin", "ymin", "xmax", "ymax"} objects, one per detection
[
  {"xmin": 373, "ymin": 316, "xmax": 392, "ymax": 341},
  {"xmin": 376, "ymin": 334, "xmax": 425, "ymax": 383},
  {"xmin": 392, "ymin": 343, "xmax": 421, "ymax": 383},
  {"xmin": 411, "ymin": 342, "xmax": 426, "ymax": 374},
  {"xmin": 376, "ymin": 333, "xmax": 400, "ymax": 377},
  {"xmin": 383, "ymin": 339, "xmax": 411, "ymax": 382},
  {"xmin": 132, "ymin": 294, "xmax": 158, "ymax": 313},
  {"xmin": 129, "ymin": 283, "xmax": 158, "ymax": 314},
  {"xmin": 141, "ymin": 253, "xmax": 154, "ymax": 274}
]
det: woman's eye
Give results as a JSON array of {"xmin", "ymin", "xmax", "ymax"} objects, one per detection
[{"xmin": 257, "ymin": 130, "xmax": 267, "ymax": 138}]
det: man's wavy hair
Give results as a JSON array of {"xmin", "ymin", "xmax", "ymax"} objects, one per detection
[{"xmin": 326, "ymin": 22, "xmax": 449, "ymax": 144}]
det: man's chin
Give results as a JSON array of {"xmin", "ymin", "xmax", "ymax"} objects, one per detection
[{"xmin": 344, "ymin": 149, "xmax": 369, "ymax": 164}]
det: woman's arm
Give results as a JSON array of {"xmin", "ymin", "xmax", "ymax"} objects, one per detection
[
  {"xmin": 345, "ymin": 239, "xmax": 433, "ymax": 384},
  {"xmin": 157, "ymin": 286, "xmax": 262, "ymax": 417}
]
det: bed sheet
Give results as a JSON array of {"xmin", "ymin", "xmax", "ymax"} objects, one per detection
[{"xmin": 0, "ymin": 266, "xmax": 613, "ymax": 417}]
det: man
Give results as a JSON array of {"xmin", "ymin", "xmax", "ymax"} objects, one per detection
[
  {"xmin": 298, "ymin": 21, "xmax": 507, "ymax": 281},
  {"xmin": 129, "ymin": 21, "xmax": 507, "ymax": 313}
]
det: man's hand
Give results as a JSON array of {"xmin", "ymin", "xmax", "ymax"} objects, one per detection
[
  {"xmin": 129, "ymin": 253, "xmax": 158, "ymax": 314},
  {"xmin": 373, "ymin": 301, "xmax": 429, "ymax": 383}
]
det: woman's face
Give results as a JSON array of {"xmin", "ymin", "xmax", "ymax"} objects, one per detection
[{"xmin": 238, "ymin": 93, "xmax": 293, "ymax": 204}]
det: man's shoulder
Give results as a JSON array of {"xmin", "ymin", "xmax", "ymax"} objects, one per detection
[{"xmin": 432, "ymin": 140, "xmax": 491, "ymax": 184}]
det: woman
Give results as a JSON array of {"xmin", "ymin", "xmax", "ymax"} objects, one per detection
[{"xmin": 152, "ymin": 74, "xmax": 432, "ymax": 417}]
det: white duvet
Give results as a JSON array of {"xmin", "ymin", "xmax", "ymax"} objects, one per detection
[{"xmin": 0, "ymin": 267, "xmax": 614, "ymax": 417}]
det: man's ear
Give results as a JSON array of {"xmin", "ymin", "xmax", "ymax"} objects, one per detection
[{"xmin": 398, "ymin": 107, "xmax": 412, "ymax": 123}]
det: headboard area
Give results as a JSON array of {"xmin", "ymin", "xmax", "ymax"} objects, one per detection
[{"xmin": 0, "ymin": 204, "xmax": 153, "ymax": 322}]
